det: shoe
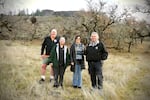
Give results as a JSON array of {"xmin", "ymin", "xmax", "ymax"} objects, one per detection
[
  {"xmin": 91, "ymin": 86, "xmax": 97, "ymax": 91},
  {"xmin": 60, "ymin": 84, "xmax": 64, "ymax": 89},
  {"xmin": 50, "ymin": 78, "xmax": 54, "ymax": 83},
  {"xmin": 77, "ymin": 86, "xmax": 81, "ymax": 89},
  {"xmin": 98, "ymin": 86, "xmax": 103, "ymax": 90},
  {"xmin": 39, "ymin": 78, "xmax": 45, "ymax": 84},
  {"xmin": 53, "ymin": 84, "xmax": 59, "ymax": 88},
  {"xmin": 50, "ymin": 76, "xmax": 54, "ymax": 82},
  {"xmin": 53, "ymin": 84, "xmax": 56, "ymax": 87},
  {"xmin": 73, "ymin": 85, "xmax": 77, "ymax": 88}
]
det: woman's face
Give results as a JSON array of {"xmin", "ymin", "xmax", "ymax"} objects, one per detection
[
  {"xmin": 59, "ymin": 38, "xmax": 65, "ymax": 45},
  {"xmin": 75, "ymin": 37, "xmax": 81, "ymax": 44}
]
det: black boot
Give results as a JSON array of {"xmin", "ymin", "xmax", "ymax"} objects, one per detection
[{"xmin": 39, "ymin": 78, "xmax": 45, "ymax": 84}]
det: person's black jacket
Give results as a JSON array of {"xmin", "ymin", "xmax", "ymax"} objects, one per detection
[
  {"xmin": 70, "ymin": 43, "xmax": 85, "ymax": 71},
  {"xmin": 41, "ymin": 36, "xmax": 59, "ymax": 55},
  {"xmin": 85, "ymin": 41, "xmax": 108, "ymax": 62}
]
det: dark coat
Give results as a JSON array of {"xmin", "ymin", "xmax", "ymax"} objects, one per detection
[
  {"xmin": 70, "ymin": 43, "xmax": 85, "ymax": 72},
  {"xmin": 47, "ymin": 44, "xmax": 70, "ymax": 69},
  {"xmin": 41, "ymin": 36, "xmax": 59, "ymax": 55},
  {"xmin": 85, "ymin": 41, "xmax": 108, "ymax": 61}
]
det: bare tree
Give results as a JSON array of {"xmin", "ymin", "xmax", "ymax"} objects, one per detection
[
  {"xmin": 82, "ymin": 0, "xmax": 108, "ymax": 37},
  {"xmin": 134, "ymin": 21, "xmax": 150, "ymax": 43},
  {"xmin": 81, "ymin": 0, "xmax": 122, "ymax": 40},
  {"xmin": 135, "ymin": 5, "xmax": 150, "ymax": 14},
  {"xmin": 0, "ymin": 0, "xmax": 5, "ymax": 8},
  {"xmin": 29, "ymin": 16, "xmax": 37, "ymax": 41},
  {"xmin": 145, "ymin": 0, "xmax": 150, "ymax": 6},
  {"xmin": 134, "ymin": 0, "xmax": 150, "ymax": 14}
]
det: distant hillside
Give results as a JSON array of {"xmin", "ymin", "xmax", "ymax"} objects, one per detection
[
  {"xmin": 53, "ymin": 11, "xmax": 78, "ymax": 17},
  {"xmin": 33, "ymin": 9, "xmax": 79, "ymax": 17}
]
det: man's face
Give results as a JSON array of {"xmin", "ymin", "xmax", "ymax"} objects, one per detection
[
  {"xmin": 90, "ymin": 34, "xmax": 98, "ymax": 42},
  {"xmin": 50, "ymin": 31, "xmax": 57, "ymax": 39}
]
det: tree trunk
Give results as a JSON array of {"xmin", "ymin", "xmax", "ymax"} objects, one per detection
[{"xmin": 128, "ymin": 42, "xmax": 132, "ymax": 52}]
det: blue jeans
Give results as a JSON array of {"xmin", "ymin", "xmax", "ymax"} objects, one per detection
[{"xmin": 73, "ymin": 64, "xmax": 82, "ymax": 87}]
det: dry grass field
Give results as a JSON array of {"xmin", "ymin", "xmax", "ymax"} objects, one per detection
[{"xmin": 0, "ymin": 40, "xmax": 150, "ymax": 100}]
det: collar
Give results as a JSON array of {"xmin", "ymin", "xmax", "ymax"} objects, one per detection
[{"xmin": 89, "ymin": 40, "xmax": 99, "ymax": 46}]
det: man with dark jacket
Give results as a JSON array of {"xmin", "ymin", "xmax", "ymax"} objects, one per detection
[
  {"xmin": 39, "ymin": 29, "xmax": 59, "ymax": 84},
  {"xmin": 85, "ymin": 32, "xmax": 108, "ymax": 90}
]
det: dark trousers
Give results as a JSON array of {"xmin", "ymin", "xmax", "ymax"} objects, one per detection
[
  {"xmin": 53, "ymin": 64, "xmax": 65, "ymax": 86},
  {"xmin": 88, "ymin": 61, "xmax": 103, "ymax": 88}
]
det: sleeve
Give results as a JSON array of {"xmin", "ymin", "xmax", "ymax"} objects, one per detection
[
  {"xmin": 41, "ymin": 37, "xmax": 46, "ymax": 55},
  {"xmin": 84, "ymin": 45, "xmax": 88, "ymax": 55},
  {"xmin": 70, "ymin": 45, "xmax": 74, "ymax": 62},
  {"xmin": 101, "ymin": 42, "xmax": 108, "ymax": 60},
  {"xmin": 48, "ymin": 46, "xmax": 56, "ymax": 62},
  {"xmin": 66, "ymin": 48, "xmax": 71, "ymax": 66},
  {"xmin": 82, "ymin": 44, "xmax": 85, "ymax": 55}
]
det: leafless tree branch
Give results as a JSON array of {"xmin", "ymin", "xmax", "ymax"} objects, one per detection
[{"xmin": 0, "ymin": 0, "xmax": 5, "ymax": 8}]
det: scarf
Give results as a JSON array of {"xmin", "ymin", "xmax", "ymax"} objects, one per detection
[{"xmin": 56, "ymin": 44, "xmax": 67, "ymax": 64}]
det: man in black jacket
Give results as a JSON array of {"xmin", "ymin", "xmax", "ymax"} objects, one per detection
[
  {"xmin": 39, "ymin": 29, "xmax": 59, "ymax": 84},
  {"xmin": 85, "ymin": 32, "xmax": 108, "ymax": 90}
]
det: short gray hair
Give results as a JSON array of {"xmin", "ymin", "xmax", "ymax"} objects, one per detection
[
  {"xmin": 50, "ymin": 29, "xmax": 57, "ymax": 35},
  {"xmin": 59, "ymin": 37, "xmax": 65, "ymax": 42},
  {"xmin": 91, "ymin": 32, "xmax": 99, "ymax": 39}
]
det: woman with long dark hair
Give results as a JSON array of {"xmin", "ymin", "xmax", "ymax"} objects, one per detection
[{"xmin": 70, "ymin": 35, "xmax": 85, "ymax": 88}]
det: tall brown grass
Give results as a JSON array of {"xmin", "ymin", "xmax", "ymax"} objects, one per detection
[{"xmin": 0, "ymin": 40, "xmax": 150, "ymax": 100}]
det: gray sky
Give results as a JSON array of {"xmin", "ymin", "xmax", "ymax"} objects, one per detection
[
  {"xmin": 0, "ymin": 0, "xmax": 149, "ymax": 23},
  {"xmin": 0, "ymin": 0, "xmax": 146, "ymax": 13}
]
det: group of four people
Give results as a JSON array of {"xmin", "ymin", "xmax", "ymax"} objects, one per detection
[{"xmin": 39, "ymin": 29, "xmax": 108, "ymax": 90}]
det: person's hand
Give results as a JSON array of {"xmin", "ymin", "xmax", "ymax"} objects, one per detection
[
  {"xmin": 41, "ymin": 55, "xmax": 49, "ymax": 59},
  {"xmin": 71, "ymin": 62, "xmax": 74, "ymax": 65},
  {"xmin": 50, "ymin": 63, "xmax": 53, "ymax": 66},
  {"xmin": 41, "ymin": 55, "xmax": 45, "ymax": 59}
]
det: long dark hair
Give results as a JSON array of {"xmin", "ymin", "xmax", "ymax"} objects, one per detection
[{"xmin": 75, "ymin": 35, "xmax": 81, "ymax": 41}]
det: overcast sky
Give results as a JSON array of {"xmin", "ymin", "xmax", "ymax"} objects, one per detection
[
  {"xmin": 0, "ymin": 0, "xmax": 149, "ymax": 23},
  {"xmin": 0, "ymin": 0, "xmax": 146, "ymax": 13}
]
